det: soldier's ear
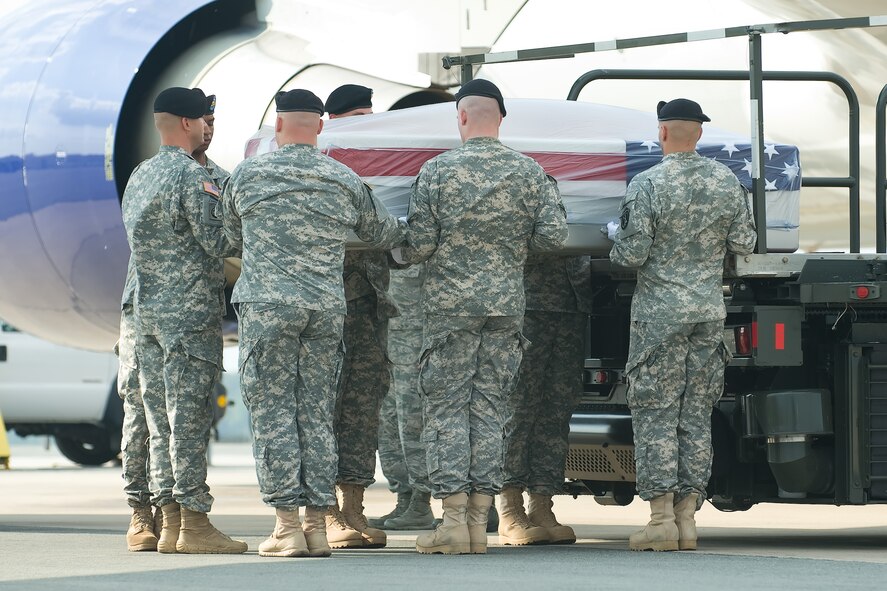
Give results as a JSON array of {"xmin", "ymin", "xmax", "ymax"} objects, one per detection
[{"xmin": 317, "ymin": 118, "xmax": 324, "ymax": 135}]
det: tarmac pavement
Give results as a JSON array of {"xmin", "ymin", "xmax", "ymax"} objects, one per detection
[{"xmin": 2, "ymin": 441, "xmax": 887, "ymax": 590}]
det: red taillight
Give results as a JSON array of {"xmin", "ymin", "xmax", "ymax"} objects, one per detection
[
  {"xmin": 734, "ymin": 325, "xmax": 752, "ymax": 356},
  {"xmin": 856, "ymin": 286, "xmax": 870, "ymax": 299},
  {"xmin": 590, "ymin": 370, "xmax": 611, "ymax": 384}
]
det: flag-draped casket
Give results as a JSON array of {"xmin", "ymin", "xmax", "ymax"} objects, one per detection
[{"xmin": 245, "ymin": 99, "xmax": 801, "ymax": 253}]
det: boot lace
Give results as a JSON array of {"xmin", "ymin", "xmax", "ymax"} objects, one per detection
[
  {"xmin": 327, "ymin": 506, "xmax": 354, "ymax": 530},
  {"xmin": 133, "ymin": 508, "xmax": 154, "ymax": 531}
]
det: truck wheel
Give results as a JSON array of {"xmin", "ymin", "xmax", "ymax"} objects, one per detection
[{"xmin": 54, "ymin": 428, "xmax": 117, "ymax": 466}]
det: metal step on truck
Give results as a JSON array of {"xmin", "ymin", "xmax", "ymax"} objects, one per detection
[{"xmin": 444, "ymin": 16, "xmax": 887, "ymax": 510}]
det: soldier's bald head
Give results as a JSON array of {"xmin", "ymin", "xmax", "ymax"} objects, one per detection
[
  {"xmin": 153, "ymin": 112, "xmax": 182, "ymax": 132},
  {"xmin": 276, "ymin": 111, "xmax": 323, "ymax": 147},
  {"xmin": 659, "ymin": 119, "xmax": 703, "ymax": 154},
  {"xmin": 456, "ymin": 96, "xmax": 503, "ymax": 141}
]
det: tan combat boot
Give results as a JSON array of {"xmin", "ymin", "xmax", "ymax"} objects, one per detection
[
  {"xmin": 384, "ymin": 490, "xmax": 435, "ymax": 530},
  {"xmin": 527, "ymin": 493, "xmax": 576, "ymax": 545},
  {"xmin": 304, "ymin": 506, "xmax": 332, "ymax": 557},
  {"xmin": 673, "ymin": 493, "xmax": 699, "ymax": 550},
  {"xmin": 416, "ymin": 492, "xmax": 470, "ymax": 555},
  {"xmin": 152, "ymin": 505, "xmax": 162, "ymax": 539},
  {"xmin": 466, "ymin": 493, "xmax": 493, "ymax": 554},
  {"xmin": 339, "ymin": 483, "xmax": 387, "ymax": 548},
  {"xmin": 326, "ymin": 504, "xmax": 366, "ymax": 549},
  {"xmin": 157, "ymin": 502, "xmax": 181, "ymax": 554},
  {"xmin": 497, "ymin": 487, "xmax": 550, "ymax": 545},
  {"xmin": 368, "ymin": 490, "xmax": 411, "ymax": 528},
  {"xmin": 176, "ymin": 507, "xmax": 248, "ymax": 554},
  {"xmin": 126, "ymin": 505, "xmax": 158, "ymax": 552},
  {"xmin": 629, "ymin": 493, "xmax": 680, "ymax": 551},
  {"xmin": 258, "ymin": 507, "xmax": 309, "ymax": 558}
]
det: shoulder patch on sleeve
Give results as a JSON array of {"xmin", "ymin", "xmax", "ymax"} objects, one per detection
[{"xmin": 202, "ymin": 193, "xmax": 223, "ymax": 227}]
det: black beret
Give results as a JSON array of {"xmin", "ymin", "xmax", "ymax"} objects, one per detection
[
  {"xmin": 205, "ymin": 94, "xmax": 216, "ymax": 116},
  {"xmin": 153, "ymin": 87, "xmax": 207, "ymax": 119},
  {"xmin": 454, "ymin": 79, "xmax": 506, "ymax": 117},
  {"xmin": 325, "ymin": 84, "xmax": 373, "ymax": 115},
  {"xmin": 275, "ymin": 89, "xmax": 324, "ymax": 115},
  {"xmin": 656, "ymin": 98, "xmax": 710, "ymax": 123}
]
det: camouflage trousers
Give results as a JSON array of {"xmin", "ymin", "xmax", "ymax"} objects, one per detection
[
  {"xmin": 239, "ymin": 303, "xmax": 343, "ymax": 509},
  {"xmin": 116, "ymin": 305, "xmax": 152, "ymax": 508},
  {"xmin": 420, "ymin": 314, "xmax": 526, "ymax": 498},
  {"xmin": 378, "ymin": 323, "xmax": 431, "ymax": 493},
  {"xmin": 336, "ymin": 295, "xmax": 390, "ymax": 488},
  {"xmin": 503, "ymin": 310, "xmax": 584, "ymax": 495},
  {"xmin": 378, "ymin": 388, "xmax": 409, "ymax": 494},
  {"xmin": 137, "ymin": 328, "xmax": 221, "ymax": 512},
  {"xmin": 626, "ymin": 320, "xmax": 729, "ymax": 505}
]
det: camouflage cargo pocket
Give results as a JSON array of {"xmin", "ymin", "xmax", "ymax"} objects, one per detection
[
  {"xmin": 502, "ymin": 331, "xmax": 531, "ymax": 394},
  {"xmin": 417, "ymin": 332, "xmax": 450, "ymax": 398},
  {"xmin": 707, "ymin": 340, "xmax": 732, "ymax": 405}
]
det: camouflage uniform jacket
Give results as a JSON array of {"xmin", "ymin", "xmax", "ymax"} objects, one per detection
[
  {"xmin": 204, "ymin": 156, "xmax": 230, "ymax": 187},
  {"xmin": 121, "ymin": 257, "xmax": 136, "ymax": 308},
  {"xmin": 609, "ymin": 151, "xmax": 757, "ymax": 323},
  {"xmin": 524, "ymin": 254, "xmax": 592, "ymax": 313},
  {"xmin": 122, "ymin": 146, "xmax": 236, "ymax": 335},
  {"xmin": 222, "ymin": 142, "xmax": 406, "ymax": 311},
  {"xmin": 402, "ymin": 136, "xmax": 568, "ymax": 316},
  {"xmin": 343, "ymin": 250, "xmax": 398, "ymax": 319}
]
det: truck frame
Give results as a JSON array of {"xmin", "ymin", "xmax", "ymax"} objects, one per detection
[{"xmin": 444, "ymin": 16, "xmax": 887, "ymax": 510}]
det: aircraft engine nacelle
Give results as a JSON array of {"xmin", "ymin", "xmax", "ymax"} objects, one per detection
[
  {"xmin": 0, "ymin": 0, "xmax": 448, "ymax": 350},
  {"xmin": 0, "ymin": 0, "xmax": 254, "ymax": 350}
]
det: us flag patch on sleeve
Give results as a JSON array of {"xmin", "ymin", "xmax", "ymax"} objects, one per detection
[{"xmin": 202, "ymin": 181, "xmax": 221, "ymax": 197}]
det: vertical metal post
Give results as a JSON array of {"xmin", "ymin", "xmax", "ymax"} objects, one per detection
[
  {"xmin": 748, "ymin": 31, "xmax": 767, "ymax": 254},
  {"xmin": 876, "ymin": 85, "xmax": 887, "ymax": 253},
  {"xmin": 461, "ymin": 63, "xmax": 474, "ymax": 85}
]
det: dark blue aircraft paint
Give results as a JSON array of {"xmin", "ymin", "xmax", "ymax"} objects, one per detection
[{"xmin": 0, "ymin": 0, "xmax": 211, "ymax": 350}]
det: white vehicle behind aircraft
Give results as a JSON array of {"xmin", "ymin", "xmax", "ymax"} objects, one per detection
[{"xmin": 0, "ymin": 319, "xmax": 121, "ymax": 465}]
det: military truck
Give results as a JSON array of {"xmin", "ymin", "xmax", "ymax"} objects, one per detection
[{"xmin": 444, "ymin": 15, "xmax": 887, "ymax": 510}]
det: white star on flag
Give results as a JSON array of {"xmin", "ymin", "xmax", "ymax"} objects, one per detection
[
  {"xmin": 742, "ymin": 158, "xmax": 753, "ymax": 175},
  {"xmin": 721, "ymin": 142, "xmax": 739, "ymax": 157},
  {"xmin": 764, "ymin": 144, "xmax": 779, "ymax": 160},
  {"xmin": 640, "ymin": 140, "xmax": 658, "ymax": 153},
  {"xmin": 765, "ymin": 178, "xmax": 777, "ymax": 190},
  {"xmin": 781, "ymin": 159, "xmax": 800, "ymax": 182}
]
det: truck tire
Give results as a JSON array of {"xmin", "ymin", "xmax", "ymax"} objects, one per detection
[{"xmin": 54, "ymin": 427, "xmax": 117, "ymax": 466}]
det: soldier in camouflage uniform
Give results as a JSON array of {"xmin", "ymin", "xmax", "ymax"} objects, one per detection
[
  {"xmin": 372, "ymin": 263, "xmax": 437, "ymax": 529},
  {"xmin": 499, "ymin": 254, "xmax": 590, "ymax": 546},
  {"xmin": 221, "ymin": 89, "xmax": 406, "ymax": 558},
  {"xmin": 122, "ymin": 87, "xmax": 246, "ymax": 555},
  {"xmin": 374, "ymin": 360, "xmax": 412, "ymax": 526},
  {"xmin": 324, "ymin": 84, "xmax": 396, "ymax": 548},
  {"xmin": 609, "ymin": 98, "xmax": 757, "ymax": 552},
  {"xmin": 402, "ymin": 79, "xmax": 568, "ymax": 555},
  {"xmin": 117, "ymin": 91, "xmax": 229, "ymax": 553},
  {"xmin": 116, "ymin": 260, "xmax": 158, "ymax": 552},
  {"xmin": 192, "ymin": 94, "xmax": 230, "ymax": 186}
]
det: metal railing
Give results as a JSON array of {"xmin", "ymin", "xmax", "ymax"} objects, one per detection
[
  {"xmin": 566, "ymin": 69, "xmax": 861, "ymax": 253},
  {"xmin": 875, "ymin": 85, "xmax": 887, "ymax": 253},
  {"xmin": 443, "ymin": 15, "xmax": 887, "ymax": 254}
]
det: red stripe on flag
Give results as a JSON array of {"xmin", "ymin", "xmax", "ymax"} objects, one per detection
[
  {"xmin": 325, "ymin": 148, "xmax": 627, "ymax": 181},
  {"xmin": 775, "ymin": 323, "xmax": 785, "ymax": 350}
]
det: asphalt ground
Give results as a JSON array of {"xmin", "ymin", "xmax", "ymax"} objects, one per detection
[{"xmin": 2, "ymin": 441, "xmax": 887, "ymax": 590}]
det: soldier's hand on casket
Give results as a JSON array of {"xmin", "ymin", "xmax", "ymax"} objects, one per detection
[{"xmin": 605, "ymin": 220, "xmax": 619, "ymax": 241}]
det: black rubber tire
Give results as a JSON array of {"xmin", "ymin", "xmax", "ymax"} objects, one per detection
[{"xmin": 54, "ymin": 428, "xmax": 116, "ymax": 466}]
